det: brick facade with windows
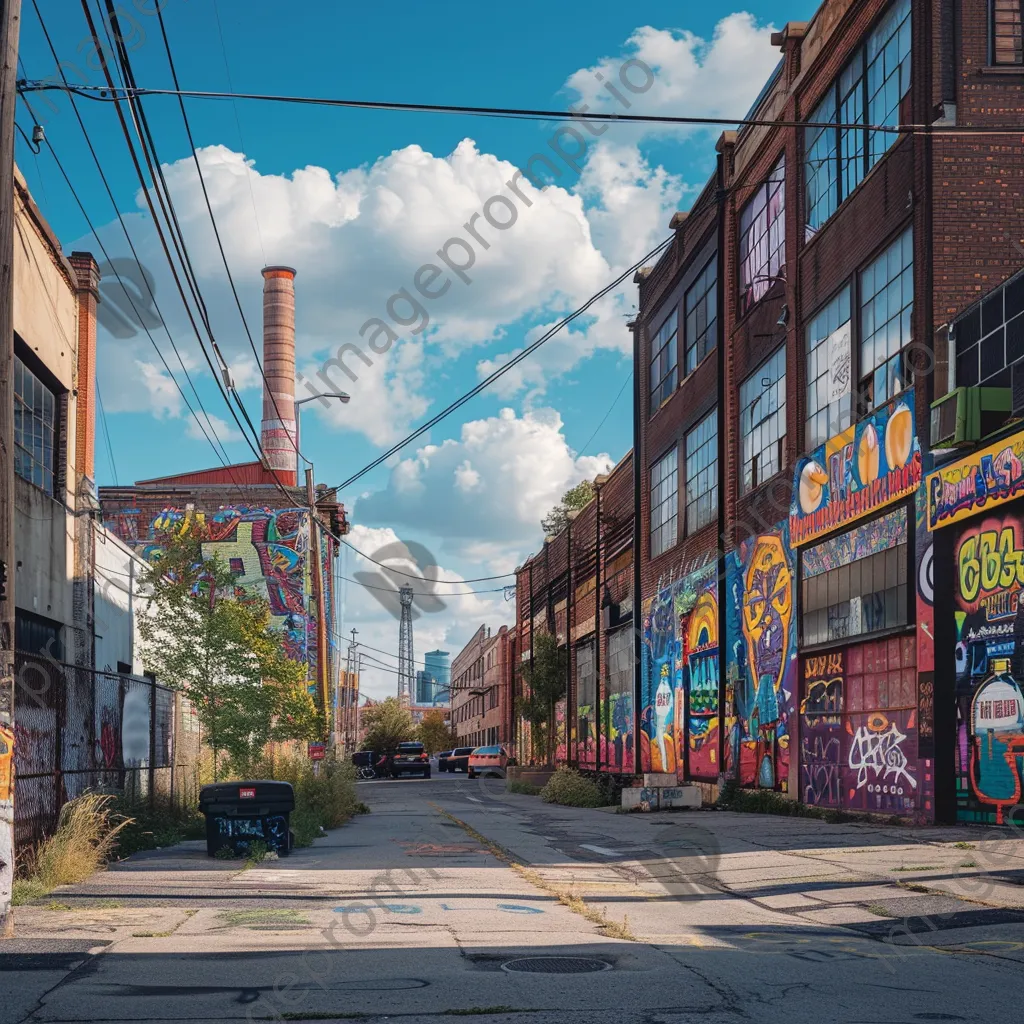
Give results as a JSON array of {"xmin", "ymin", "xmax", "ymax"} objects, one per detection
[{"xmin": 514, "ymin": 0, "xmax": 1023, "ymax": 819}]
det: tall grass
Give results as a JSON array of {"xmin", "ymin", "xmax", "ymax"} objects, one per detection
[
  {"xmin": 246, "ymin": 753, "xmax": 361, "ymax": 847},
  {"xmin": 13, "ymin": 794, "xmax": 132, "ymax": 905}
]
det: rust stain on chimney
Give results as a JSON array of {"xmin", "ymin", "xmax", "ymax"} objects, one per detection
[{"xmin": 261, "ymin": 265, "xmax": 298, "ymax": 487}]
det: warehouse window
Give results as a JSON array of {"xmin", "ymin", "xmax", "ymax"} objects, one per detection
[
  {"xmin": 992, "ymin": 0, "xmax": 1023, "ymax": 64},
  {"xmin": 802, "ymin": 507, "xmax": 908, "ymax": 646},
  {"xmin": 685, "ymin": 411, "xmax": 717, "ymax": 534},
  {"xmin": 650, "ymin": 447, "xmax": 678, "ymax": 558},
  {"xmin": 14, "ymin": 355, "xmax": 57, "ymax": 496},
  {"xmin": 859, "ymin": 227, "xmax": 914, "ymax": 410},
  {"xmin": 738, "ymin": 154, "xmax": 785, "ymax": 314},
  {"xmin": 740, "ymin": 347, "xmax": 786, "ymax": 493},
  {"xmin": 684, "ymin": 257, "xmax": 717, "ymax": 375},
  {"xmin": 867, "ymin": 0, "xmax": 913, "ymax": 164},
  {"xmin": 805, "ymin": 286, "xmax": 853, "ymax": 448},
  {"xmin": 804, "ymin": 0, "xmax": 912, "ymax": 236},
  {"xmin": 650, "ymin": 309, "xmax": 678, "ymax": 411}
]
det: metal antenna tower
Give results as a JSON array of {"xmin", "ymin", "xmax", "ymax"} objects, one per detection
[{"xmin": 397, "ymin": 583, "xmax": 415, "ymax": 701}]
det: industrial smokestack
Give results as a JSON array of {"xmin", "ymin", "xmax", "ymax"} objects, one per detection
[{"xmin": 261, "ymin": 266, "xmax": 298, "ymax": 486}]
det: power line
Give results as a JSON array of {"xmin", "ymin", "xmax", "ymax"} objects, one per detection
[
  {"xmin": 330, "ymin": 235, "xmax": 673, "ymax": 493},
  {"xmin": 17, "ymin": 81, "xmax": 1024, "ymax": 136},
  {"xmin": 95, "ymin": 376, "xmax": 118, "ymax": 485},
  {"xmin": 338, "ymin": 571, "xmax": 507, "ymax": 597},
  {"xmin": 579, "ymin": 370, "xmax": 632, "ymax": 458},
  {"xmin": 338, "ymin": 536, "xmax": 515, "ymax": 583},
  {"xmin": 152, "ymin": 6, "xmax": 312, "ymax": 471},
  {"xmin": 80, "ymin": 0, "xmax": 284, "ymax": 500}
]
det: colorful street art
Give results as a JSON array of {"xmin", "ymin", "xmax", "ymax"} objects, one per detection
[
  {"xmin": 113, "ymin": 506, "xmax": 323, "ymax": 687},
  {"xmin": 640, "ymin": 563, "xmax": 719, "ymax": 780},
  {"xmin": 800, "ymin": 652, "xmax": 843, "ymax": 807},
  {"xmin": 927, "ymin": 429, "xmax": 1024, "ymax": 531},
  {"xmin": 790, "ymin": 392, "xmax": 921, "ymax": 547},
  {"xmin": 953, "ymin": 511, "xmax": 1024, "ymax": 823},
  {"xmin": 800, "ymin": 637, "xmax": 919, "ymax": 813},
  {"xmin": 725, "ymin": 528, "xmax": 797, "ymax": 790},
  {"xmin": 603, "ymin": 690, "xmax": 635, "ymax": 773}
]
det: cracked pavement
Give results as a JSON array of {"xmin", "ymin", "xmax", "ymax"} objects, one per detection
[{"xmin": 4, "ymin": 772, "xmax": 1024, "ymax": 1024}]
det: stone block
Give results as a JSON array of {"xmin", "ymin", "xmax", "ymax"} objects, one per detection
[
  {"xmin": 659, "ymin": 786, "xmax": 702, "ymax": 809},
  {"xmin": 643, "ymin": 773, "xmax": 677, "ymax": 788},
  {"xmin": 621, "ymin": 786, "xmax": 661, "ymax": 811}
]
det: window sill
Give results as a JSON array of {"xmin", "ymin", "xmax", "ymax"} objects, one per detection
[
  {"xmin": 798, "ymin": 623, "xmax": 914, "ymax": 655},
  {"xmin": 978, "ymin": 65, "xmax": 1024, "ymax": 77}
]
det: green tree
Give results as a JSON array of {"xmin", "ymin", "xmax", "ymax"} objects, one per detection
[
  {"xmin": 359, "ymin": 697, "xmax": 416, "ymax": 753},
  {"xmin": 417, "ymin": 709, "xmax": 455, "ymax": 754},
  {"xmin": 138, "ymin": 526, "xmax": 323, "ymax": 778},
  {"xmin": 541, "ymin": 480, "xmax": 595, "ymax": 537},
  {"xmin": 517, "ymin": 631, "xmax": 567, "ymax": 764}
]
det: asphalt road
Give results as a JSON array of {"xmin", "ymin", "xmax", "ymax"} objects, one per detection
[{"xmin": 4, "ymin": 775, "xmax": 1024, "ymax": 1024}]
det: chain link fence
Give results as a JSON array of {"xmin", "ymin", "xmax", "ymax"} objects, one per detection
[{"xmin": 13, "ymin": 652, "xmax": 202, "ymax": 851}]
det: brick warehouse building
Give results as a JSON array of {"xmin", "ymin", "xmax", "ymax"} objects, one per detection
[
  {"xmin": 518, "ymin": 0, "xmax": 1024, "ymax": 821},
  {"xmin": 515, "ymin": 454, "xmax": 635, "ymax": 770},
  {"xmin": 99, "ymin": 268, "xmax": 348, "ymax": 720},
  {"xmin": 451, "ymin": 624, "xmax": 515, "ymax": 749}
]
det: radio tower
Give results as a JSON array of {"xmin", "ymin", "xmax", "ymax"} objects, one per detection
[{"xmin": 397, "ymin": 583, "xmax": 415, "ymax": 702}]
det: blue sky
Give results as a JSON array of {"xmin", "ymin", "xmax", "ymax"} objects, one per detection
[{"xmin": 16, "ymin": 0, "xmax": 816, "ymax": 696}]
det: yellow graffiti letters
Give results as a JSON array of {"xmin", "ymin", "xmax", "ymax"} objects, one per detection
[{"xmin": 958, "ymin": 526, "xmax": 1024, "ymax": 605}]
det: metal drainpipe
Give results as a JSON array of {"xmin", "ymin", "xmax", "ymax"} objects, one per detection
[
  {"xmin": 715, "ymin": 153, "xmax": 731, "ymax": 784},
  {"xmin": 632, "ymin": 333, "xmax": 643, "ymax": 777},
  {"xmin": 595, "ymin": 482, "xmax": 602, "ymax": 775},
  {"xmin": 566, "ymin": 516, "xmax": 574, "ymax": 768}
]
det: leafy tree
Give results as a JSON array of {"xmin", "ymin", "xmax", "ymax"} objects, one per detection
[
  {"xmin": 138, "ymin": 526, "xmax": 323, "ymax": 778},
  {"xmin": 417, "ymin": 709, "xmax": 455, "ymax": 753},
  {"xmin": 517, "ymin": 631, "xmax": 567, "ymax": 764},
  {"xmin": 541, "ymin": 480, "xmax": 595, "ymax": 536},
  {"xmin": 359, "ymin": 697, "xmax": 416, "ymax": 753}
]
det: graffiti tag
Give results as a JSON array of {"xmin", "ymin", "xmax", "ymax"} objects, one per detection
[{"xmin": 848, "ymin": 722, "xmax": 917, "ymax": 791}]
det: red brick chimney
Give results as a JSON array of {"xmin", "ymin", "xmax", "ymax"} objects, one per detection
[
  {"xmin": 261, "ymin": 266, "xmax": 298, "ymax": 487},
  {"xmin": 71, "ymin": 251, "xmax": 100, "ymax": 484}
]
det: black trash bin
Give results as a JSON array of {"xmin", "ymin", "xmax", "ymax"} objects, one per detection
[{"xmin": 199, "ymin": 780, "xmax": 295, "ymax": 858}]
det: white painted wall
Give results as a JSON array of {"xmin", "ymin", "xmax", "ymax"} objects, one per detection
[{"xmin": 93, "ymin": 524, "xmax": 151, "ymax": 675}]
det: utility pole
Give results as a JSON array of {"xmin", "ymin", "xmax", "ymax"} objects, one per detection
[
  {"xmin": 0, "ymin": 0, "xmax": 22, "ymax": 940},
  {"xmin": 305, "ymin": 468, "xmax": 329, "ymax": 736},
  {"xmin": 343, "ymin": 628, "xmax": 358, "ymax": 750}
]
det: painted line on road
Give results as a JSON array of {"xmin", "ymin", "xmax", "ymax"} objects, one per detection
[
  {"xmin": 580, "ymin": 844, "xmax": 622, "ymax": 857},
  {"xmin": 466, "ymin": 796, "xmax": 483, "ymax": 803}
]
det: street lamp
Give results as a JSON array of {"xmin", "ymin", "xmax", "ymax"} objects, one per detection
[{"xmin": 294, "ymin": 392, "xmax": 350, "ymax": 477}]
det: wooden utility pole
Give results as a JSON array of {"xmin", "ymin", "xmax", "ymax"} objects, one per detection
[
  {"xmin": 0, "ymin": 0, "xmax": 22, "ymax": 939},
  {"xmin": 305, "ymin": 469, "xmax": 329, "ymax": 735}
]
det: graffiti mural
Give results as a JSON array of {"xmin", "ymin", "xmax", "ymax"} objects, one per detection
[
  {"xmin": 117, "ymin": 506, "xmax": 322, "ymax": 686},
  {"xmin": 790, "ymin": 392, "xmax": 921, "ymax": 548},
  {"xmin": 953, "ymin": 511, "xmax": 1024, "ymax": 823},
  {"xmin": 800, "ymin": 652, "xmax": 843, "ymax": 807},
  {"xmin": 725, "ymin": 528, "xmax": 796, "ymax": 790},
  {"xmin": 640, "ymin": 563, "xmax": 719, "ymax": 779}
]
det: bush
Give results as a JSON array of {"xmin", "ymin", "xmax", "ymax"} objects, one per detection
[
  {"xmin": 14, "ymin": 793, "xmax": 131, "ymax": 904},
  {"xmin": 260, "ymin": 753, "xmax": 360, "ymax": 847},
  {"xmin": 540, "ymin": 768, "xmax": 606, "ymax": 808}
]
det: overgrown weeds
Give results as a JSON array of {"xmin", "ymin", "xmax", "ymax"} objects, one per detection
[
  {"xmin": 506, "ymin": 780, "xmax": 541, "ymax": 796},
  {"xmin": 13, "ymin": 794, "xmax": 132, "ymax": 905},
  {"xmin": 540, "ymin": 768, "xmax": 607, "ymax": 808},
  {"xmin": 108, "ymin": 797, "xmax": 205, "ymax": 858}
]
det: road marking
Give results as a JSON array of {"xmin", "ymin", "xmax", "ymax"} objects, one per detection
[
  {"xmin": 580, "ymin": 844, "xmax": 622, "ymax": 857},
  {"xmin": 466, "ymin": 796, "xmax": 482, "ymax": 803}
]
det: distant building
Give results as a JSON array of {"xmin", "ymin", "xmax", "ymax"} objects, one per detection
[
  {"xmin": 451, "ymin": 626, "xmax": 512, "ymax": 749},
  {"xmin": 423, "ymin": 650, "xmax": 451, "ymax": 703},
  {"xmin": 415, "ymin": 669, "xmax": 435, "ymax": 706}
]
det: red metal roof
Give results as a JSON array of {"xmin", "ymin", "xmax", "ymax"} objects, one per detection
[{"xmin": 136, "ymin": 460, "xmax": 296, "ymax": 487}]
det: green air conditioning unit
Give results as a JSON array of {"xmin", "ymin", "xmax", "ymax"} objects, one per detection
[{"xmin": 930, "ymin": 387, "xmax": 1012, "ymax": 448}]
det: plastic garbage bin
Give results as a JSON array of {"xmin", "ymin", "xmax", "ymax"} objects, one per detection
[{"xmin": 198, "ymin": 780, "xmax": 296, "ymax": 858}]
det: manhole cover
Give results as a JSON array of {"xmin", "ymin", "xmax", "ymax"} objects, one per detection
[{"xmin": 501, "ymin": 956, "xmax": 611, "ymax": 974}]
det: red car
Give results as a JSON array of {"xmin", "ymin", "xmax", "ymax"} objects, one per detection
[{"xmin": 467, "ymin": 745, "xmax": 516, "ymax": 779}]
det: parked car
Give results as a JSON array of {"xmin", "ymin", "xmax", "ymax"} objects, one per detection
[
  {"xmin": 390, "ymin": 741, "xmax": 431, "ymax": 779},
  {"xmin": 445, "ymin": 746, "xmax": 475, "ymax": 773},
  {"xmin": 467, "ymin": 745, "xmax": 516, "ymax": 779},
  {"xmin": 436, "ymin": 750, "xmax": 454, "ymax": 772}
]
